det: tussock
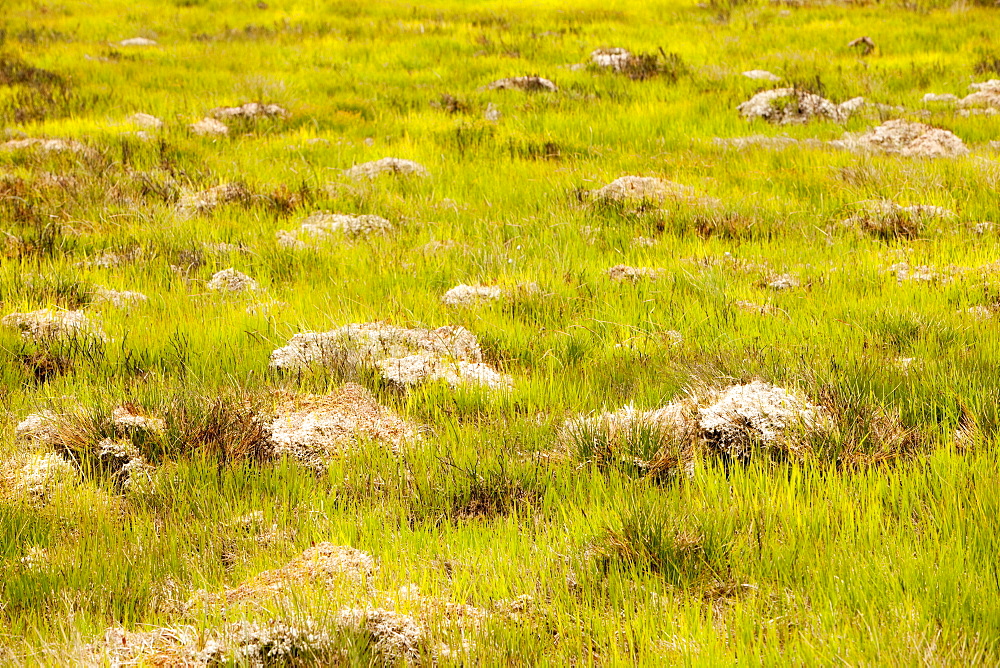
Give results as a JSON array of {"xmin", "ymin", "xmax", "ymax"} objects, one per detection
[
  {"xmin": 844, "ymin": 200, "xmax": 955, "ymax": 239},
  {"xmin": 738, "ymin": 88, "xmax": 864, "ymax": 124},
  {"xmin": 559, "ymin": 402, "xmax": 698, "ymax": 476},
  {"xmin": 211, "ymin": 102, "xmax": 288, "ymax": 119},
  {"xmin": 190, "ymin": 117, "xmax": 228, "ymax": 136},
  {"xmin": 207, "ymin": 268, "xmax": 259, "ymax": 292},
  {"xmin": 268, "ymin": 384, "xmax": 420, "ymax": 467},
  {"xmin": 278, "ymin": 212, "xmax": 393, "ymax": 249},
  {"xmin": 607, "ymin": 265, "xmax": 663, "ymax": 282},
  {"xmin": 833, "ymin": 120, "xmax": 967, "ymax": 158},
  {"xmin": 346, "ymin": 158, "xmax": 429, "ymax": 179},
  {"xmin": 2, "ymin": 309, "xmax": 106, "ymax": 343},
  {"xmin": 376, "ymin": 353, "xmax": 512, "ymax": 390},
  {"xmin": 441, "ymin": 284, "xmax": 503, "ymax": 306},
  {"xmin": 269, "ymin": 322, "xmax": 483, "ymax": 372},
  {"xmin": 486, "ymin": 76, "xmax": 558, "ymax": 92}
]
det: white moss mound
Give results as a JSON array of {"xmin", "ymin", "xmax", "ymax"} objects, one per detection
[
  {"xmin": 15, "ymin": 410, "xmax": 63, "ymax": 444},
  {"xmin": 210, "ymin": 102, "xmax": 288, "ymax": 119},
  {"xmin": 268, "ymin": 384, "xmax": 420, "ymax": 467},
  {"xmin": 346, "ymin": 157, "xmax": 429, "ymax": 179},
  {"xmin": 0, "ymin": 138, "xmax": 91, "ymax": 154},
  {"xmin": 376, "ymin": 352, "xmax": 512, "ymax": 390},
  {"xmin": 2, "ymin": 452, "xmax": 77, "ymax": 502},
  {"xmin": 336, "ymin": 608, "xmax": 425, "ymax": 663},
  {"xmin": 486, "ymin": 76, "xmax": 558, "ymax": 92},
  {"xmin": 207, "ymin": 268, "xmax": 258, "ymax": 293},
  {"xmin": 742, "ymin": 69, "xmax": 780, "ymax": 82},
  {"xmin": 190, "ymin": 117, "xmax": 228, "ymax": 136},
  {"xmin": 591, "ymin": 48, "xmax": 632, "ymax": 70},
  {"xmin": 738, "ymin": 88, "xmax": 864, "ymax": 124},
  {"xmin": 562, "ymin": 381, "xmax": 830, "ymax": 464},
  {"xmin": 441, "ymin": 284, "xmax": 503, "ymax": 306},
  {"xmin": 591, "ymin": 175, "xmax": 711, "ymax": 208},
  {"xmin": 96, "ymin": 438, "xmax": 153, "ymax": 491},
  {"xmin": 697, "ymin": 381, "xmax": 829, "ymax": 458},
  {"xmin": 767, "ymin": 274, "xmax": 800, "ymax": 290},
  {"xmin": 960, "ymin": 80, "xmax": 1000, "ymax": 109},
  {"xmin": 2, "ymin": 309, "xmax": 106, "ymax": 343},
  {"xmin": 277, "ymin": 212, "xmax": 393, "ymax": 249},
  {"xmin": 834, "ymin": 120, "xmax": 967, "ymax": 158},
  {"xmin": 127, "ymin": 113, "xmax": 163, "ymax": 128},
  {"xmin": 844, "ymin": 199, "xmax": 955, "ymax": 238},
  {"xmin": 177, "ymin": 183, "xmax": 250, "ymax": 213},
  {"xmin": 270, "ymin": 322, "xmax": 483, "ymax": 372},
  {"xmin": 91, "ymin": 287, "xmax": 148, "ymax": 309},
  {"xmin": 607, "ymin": 265, "xmax": 663, "ymax": 282}
]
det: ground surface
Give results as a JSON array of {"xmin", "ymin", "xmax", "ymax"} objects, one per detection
[{"xmin": 2, "ymin": 0, "xmax": 1000, "ymax": 665}]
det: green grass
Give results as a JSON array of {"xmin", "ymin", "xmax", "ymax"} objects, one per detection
[{"xmin": 2, "ymin": 0, "xmax": 1000, "ymax": 664}]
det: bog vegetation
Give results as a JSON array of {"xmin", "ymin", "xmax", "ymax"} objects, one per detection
[{"xmin": 1, "ymin": 0, "xmax": 1000, "ymax": 664}]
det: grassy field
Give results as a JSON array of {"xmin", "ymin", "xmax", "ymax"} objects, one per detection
[{"xmin": 2, "ymin": 0, "xmax": 1000, "ymax": 664}]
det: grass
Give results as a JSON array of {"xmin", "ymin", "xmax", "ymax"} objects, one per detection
[{"xmin": 1, "ymin": 0, "xmax": 1000, "ymax": 664}]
